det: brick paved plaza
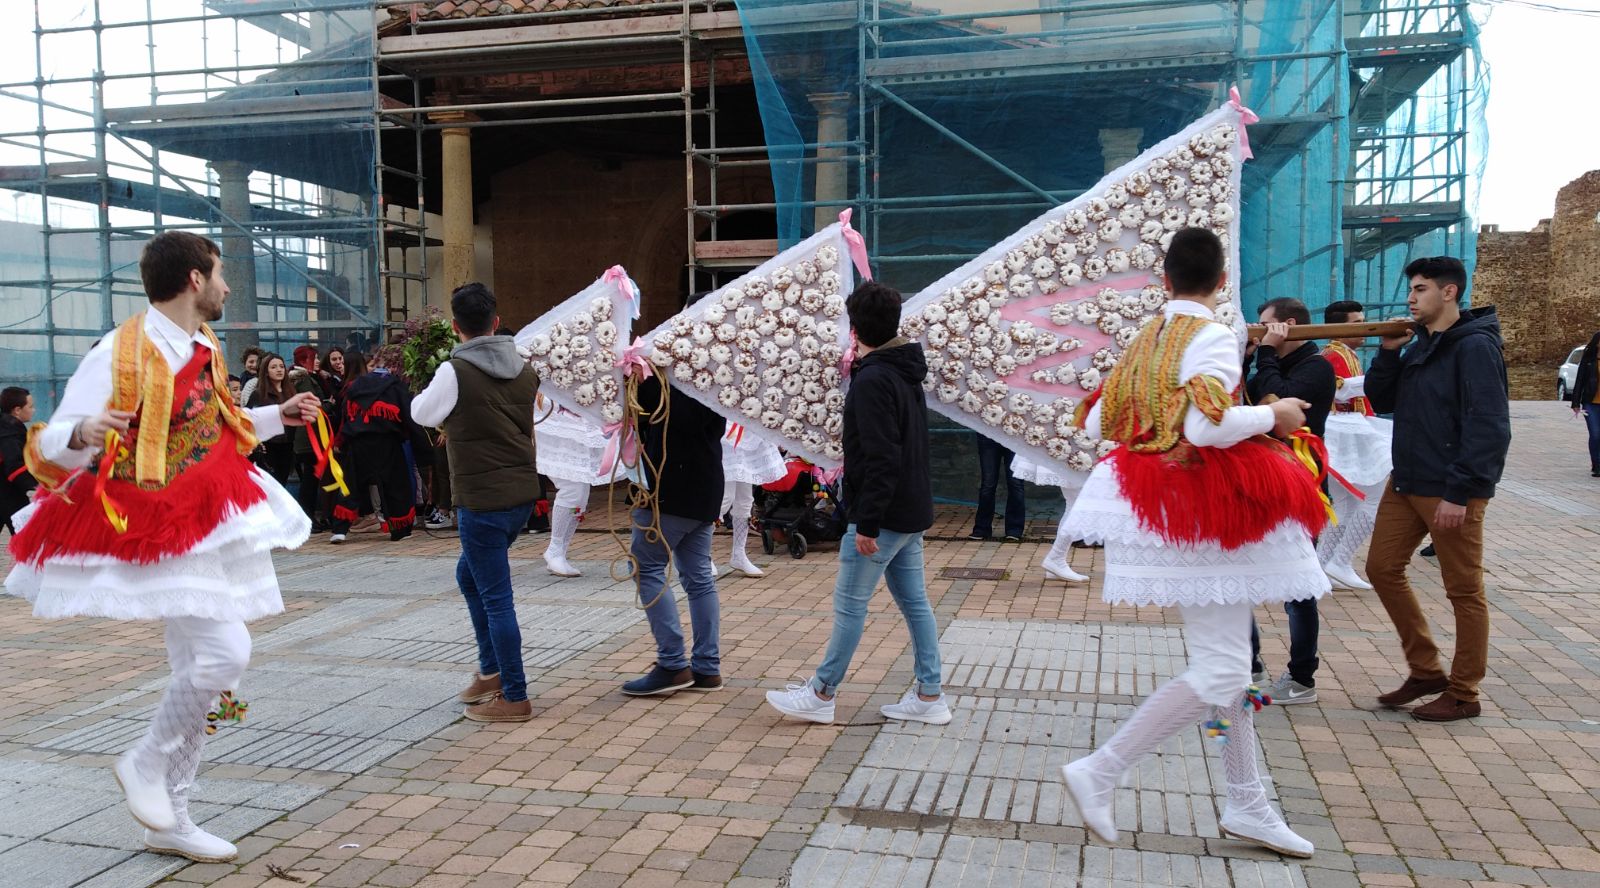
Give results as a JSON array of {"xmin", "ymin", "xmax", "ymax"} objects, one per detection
[{"xmin": 1, "ymin": 401, "xmax": 1597, "ymax": 888}]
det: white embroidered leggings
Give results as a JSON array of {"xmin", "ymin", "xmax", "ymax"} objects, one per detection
[
  {"xmin": 129, "ymin": 618, "xmax": 251, "ymax": 831},
  {"xmin": 1085, "ymin": 602, "xmax": 1271, "ymax": 814},
  {"xmin": 1317, "ymin": 481, "xmax": 1382, "ymax": 570}
]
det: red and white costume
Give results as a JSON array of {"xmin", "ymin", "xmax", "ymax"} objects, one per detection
[
  {"xmin": 5, "ymin": 309, "xmax": 307, "ymax": 849},
  {"xmin": 1058, "ymin": 299, "xmax": 1328, "ymax": 857},
  {"xmin": 1317, "ymin": 342, "xmax": 1391, "ymax": 589},
  {"xmin": 719, "ymin": 422, "xmax": 786, "ymax": 576}
]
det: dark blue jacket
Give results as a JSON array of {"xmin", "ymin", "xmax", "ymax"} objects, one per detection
[{"xmin": 1365, "ymin": 306, "xmax": 1511, "ymax": 505}]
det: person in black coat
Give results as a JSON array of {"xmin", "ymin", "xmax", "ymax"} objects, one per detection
[
  {"xmin": 622, "ymin": 374, "xmax": 727, "ymax": 697},
  {"xmin": 1363, "ymin": 255, "xmax": 1510, "ymax": 722},
  {"xmin": 766, "ymin": 281, "xmax": 949, "ymax": 727},
  {"xmin": 1243, "ymin": 297, "xmax": 1338, "ymax": 706},
  {"xmin": 1569, "ymin": 330, "xmax": 1600, "ymax": 477},
  {"xmin": 1, "ymin": 387, "xmax": 39, "ymax": 533}
]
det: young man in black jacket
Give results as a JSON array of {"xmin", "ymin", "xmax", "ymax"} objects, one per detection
[
  {"xmin": 1244, "ymin": 297, "xmax": 1337, "ymax": 706},
  {"xmin": 1364, "ymin": 256, "xmax": 1510, "ymax": 722},
  {"xmin": 622, "ymin": 374, "xmax": 727, "ymax": 696},
  {"xmin": 766, "ymin": 282, "xmax": 949, "ymax": 726}
]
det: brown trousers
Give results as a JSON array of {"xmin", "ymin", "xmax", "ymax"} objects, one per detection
[{"xmin": 1364, "ymin": 488, "xmax": 1490, "ymax": 703}]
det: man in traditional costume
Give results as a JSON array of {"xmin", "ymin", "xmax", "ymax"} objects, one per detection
[
  {"xmin": 1057, "ymin": 228, "xmax": 1328, "ymax": 858},
  {"xmin": 5, "ymin": 231, "xmax": 318, "ymax": 862},
  {"xmin": 718, "ymin": 421, "xmax": 786, "ymax": 577},
  {"xmin": 1009, "ymin": 455, "xmax": 1088, "ymax": 582},
  {"xmin": 1316, "ymin": 300, "xmax": 1389, "ymax": 591}
]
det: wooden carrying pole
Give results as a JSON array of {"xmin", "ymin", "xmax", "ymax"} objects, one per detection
[{"xmin": 1244, "ymin": 320, "xmax": 1412, "ymax": 342}]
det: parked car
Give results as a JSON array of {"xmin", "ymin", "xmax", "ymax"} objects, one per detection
[{"xmin": 1558, "ymin": 346, "xmax": 1585, "ymax": 400}]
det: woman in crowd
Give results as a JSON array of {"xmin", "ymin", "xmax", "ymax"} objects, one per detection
[
  {"xmin": 289, "ymin": 346, "xmax": 330, "ymax": 529},
  {"xmin": 247, "ymin": 352, "xmax": 295, "ymax": 485}
]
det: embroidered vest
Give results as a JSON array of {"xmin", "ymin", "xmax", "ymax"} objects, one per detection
[{"xmin": 1080, "ymin": 313, "xmax": 1235, "ymax": 454}]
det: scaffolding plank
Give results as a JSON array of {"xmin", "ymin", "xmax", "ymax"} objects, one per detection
[
  {"xmin": 379, "ymin": 8, "xmax": 746, "ymax": 56},
  {"xmin": 694, "ymin": 239, "xmax": 779, "ymax": 263}
]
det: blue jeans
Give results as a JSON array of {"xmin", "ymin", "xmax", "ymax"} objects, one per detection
[
  {"xmin": 456, "ymin": 503, "xmax": 535, "ymax": 702},
  {"xmin": 1250, "ymin": 597, "xmax": 1320, "ymax": 687},
  {"xmin": 632, "ymin": 510, "xmax": 720, "ymax": 675},
  {"xmin": 811, "ymin": 526, "xmax": 943, "ymax": 697},
  {"xmin": 974, "ymin": 435, "xmax": 1025, "ymax": 538},
  {"xmin": 1584, "ymin": 405, "xmax": 1600, "ymax": 472}
]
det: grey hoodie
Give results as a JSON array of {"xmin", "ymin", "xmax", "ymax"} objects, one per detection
[{"xmin": 451, "ymin": 335, "xmax": 526, "ymax": 381}]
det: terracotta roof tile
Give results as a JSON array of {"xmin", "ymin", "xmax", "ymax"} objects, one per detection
[{"xmin": 389, "ymin": 0, "xmax": 662, "ymax": 23}]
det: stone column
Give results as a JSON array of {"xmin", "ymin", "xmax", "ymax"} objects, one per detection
[
  {"xmin": 210, "ymin": 160, "xmax": 258, "ymax": 364},
  {"xmin": 433, "ymin": 111, "xmax": 478, "ymax": 294},
  {"xmin": 1098, "ymin": 128, "xmax": 1143, "ymax": 174},
  {"xmin": 810, "ymin": 93, "xmax": 851, "ymax": 234}
]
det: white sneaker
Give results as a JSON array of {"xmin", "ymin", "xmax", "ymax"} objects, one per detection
[
  {"xmin": 1267, "ymin": 672, "xmax": 1318, "ymax": 705},
  {"xmin": 1042, "ymin": 557, "xmax": 1087, "ymax": 582},
  {"xmin": 730, "ymin": 553, "xmax": 765, "ymax": 577},
  {"xmin": 145, "ymin": 825, "xmax": 239, "ymax": 863},
  {"xmin": 114, "ymin": 753, "xmax": 175, "ymax": 832},
  {"xmin": 1324, "ymin": 562, "xmax": 1373, "ymax": 591},
  {"xmin": 329, "ymin": 533, "xmax": 346, "ymax": 545},
  {"xmin": 1061, "ymin": 758, "xmax": 1119, "ymax": 843},
  {"xmin": 880, "ymin": 689, "xmax": 953, "ymax": 725},
  {"xmin": 1220, "ymin": 806, "xmax": 1315, "ymax": 858},
  {"xmin": 765, "ymin": 682, "xmax": 835, "ymax": 724},
  {"xmin": 425, "ymin": 510, "xmax": 455, "ymax": 531},
  {"xmin": 544, "ymin": 552, "xmax": 580, "ymax": 578}
]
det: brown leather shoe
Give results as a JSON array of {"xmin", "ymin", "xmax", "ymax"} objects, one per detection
[
  {"xmin": 688, "ymin": 672, "xmax": 723, "ymax": 691},
  {"xmin": 1411, "ymin": 693, "xmax": 1480, "ymax": 722},
  {"xmin": 1376, "ymin": 675, "xmax": 1448, "ymax": 708},
  {"xmin": 464, "ymin": 695, "xmax": 534, "ymax": 723},
  {"xmin": 458, "ymin": 672, "xmax": 501, "ymax": 705}
]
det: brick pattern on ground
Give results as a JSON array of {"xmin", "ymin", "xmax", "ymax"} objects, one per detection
[{"xmin": 0, "ymin": 401, "xmax": 1596, "ymax": 887}]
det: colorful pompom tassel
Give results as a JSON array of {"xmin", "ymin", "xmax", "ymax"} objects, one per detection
[
  {"xmin": 205, "ymin": 691, "xmax": 248, "ymax": 735},
  {"xmin": 1204, "ymin": 717, "xmax": 1231, "ymax": 745},
  {"xmin": 1245, "ymin": 685, "xmax": 1272, "ymax": 711}
]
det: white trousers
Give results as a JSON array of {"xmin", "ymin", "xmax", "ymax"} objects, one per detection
[
  {"xmin": 719, "ymin": 482, "xmax": 755, "ymax": 521},
  {"xmin": 551, "ymin": 478, "xmax": 591, "ymax": 512},
  {"xmin": 129, "ymin": 618, "xmax": 252, "ymax": 829}
]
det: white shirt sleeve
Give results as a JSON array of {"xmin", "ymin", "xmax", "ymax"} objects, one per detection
[
  {"xmin": 248, "ymin": 405, "xmax": 286, "ymax": 442},
  {"xmin": 1178, "ymin": 323, "xmax": 1275, "ymax": 449},
  {"xmin": 1082, "ymin": 400, "xmax": 1103, "ymax": 441},
  {"xmin": 410, "ymin": 362, "xmax": 459, "ymax": 428},
  {"xmin": 33, "ymin": 339, "xmax": 116, "ymax": 471},
  {"xmin": 1335, "ymin": 375, "xmax": 1365, "ymax": 402}
]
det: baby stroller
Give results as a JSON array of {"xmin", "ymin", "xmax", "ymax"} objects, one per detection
[{"xmin": 753, "ymin": 457, "xmax": 845, "ymax": 559}]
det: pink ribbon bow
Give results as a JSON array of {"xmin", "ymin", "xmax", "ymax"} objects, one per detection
[
  {"xmin": 840, "ymin": 330, "xmax": 858, "ymax": 381},
  {"xmin": 615, "ymin": 336, "xmax": 653, "ymax": 381},
  {"xmin": 838, "ymin": 209, "xmax": 872, "ymax": 282},
  {"xmin": 1227, "ymin": 85, "xmax": 1260, "ymax": 161},
  {"xmin": 600, "ymin": 420, "xmax": 638, "ymax": 477},
  {"xmin": 603, "ymin": 265, "xmax": 639, "ymax": 319}
]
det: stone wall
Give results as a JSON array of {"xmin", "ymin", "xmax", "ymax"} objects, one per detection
[{"xmin": 1472, "ymin": 169, "xmax": 1600, "ymax": 398}]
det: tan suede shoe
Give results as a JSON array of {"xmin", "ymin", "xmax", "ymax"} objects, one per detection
[
  {"xmin": 465, "ymin": 695, "xmax": 534, "ymax": 723},
  {"xmin": 458, "ymin": 672, "xmax": 502, "ymax": 705}
]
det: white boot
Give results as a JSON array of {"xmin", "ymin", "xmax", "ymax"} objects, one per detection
[
  {"xmin": 145, "ymin": 822, "xmax": 238, "ymax": 863},
  {"xmin": 1323, "ymin": 561, "xmax": 1372, "ymax": 591},
  {"xmin": 1041, "ymin": 522, "xmax": 1087, "ymax": 582},
  {"xmin": 115, "ymin": 752, "xmax": 176, "ymax": 833},
  {"xmin": 544, "ymin": 507, "xmax": 581, "ymax": 577},
  {"xmin": 729, "ymin": 516, "xmax": 764, "ymax": 577},
  {"xmin": 1217, "ymin": 700, "xmax": 1314, "ymax": 858}
]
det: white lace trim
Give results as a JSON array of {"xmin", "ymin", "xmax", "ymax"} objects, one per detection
[
  {"xmin": 723, "ymin": 438, "xmax": 787, "ymax": 485},
  {"xmin": 7, "ymin": 543, "xmax": 286, "ymax": 622},
  {"xmin": 1062, "ymin": 463, "xmax": 1331, "ymax": 607}
]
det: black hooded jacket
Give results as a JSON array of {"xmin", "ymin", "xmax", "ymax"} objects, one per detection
[
  {"xmin": 636, "ymin": 376, "xmax": 725, "ymax": 523},
  {"xmin": 337, "ymin": 370, "xmax": 415, "ymax": 445},
  {"xmin": 1365, "ymin": 306, "xmax": 1511, "ymax": 505},
  {"xmin": 843, "ymin": 339, "xmax": 933, "ymax": 538}
]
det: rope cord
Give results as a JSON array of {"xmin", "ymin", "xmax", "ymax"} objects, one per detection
[{"xmin": 605, "ymin": 374, "xmax": 675, "ymax": 611}]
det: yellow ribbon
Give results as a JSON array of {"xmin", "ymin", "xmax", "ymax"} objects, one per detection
[
  {"xmin": 96, "ymin": 429, "xmax": 130, "ymax": 534},
  {"xmin": 1288, "ymin": 429, "xmax": 1338, "ymax": 526},
  {"xmin": 309, "ymin": 411, "xmax": 350, "ymax": 497}
]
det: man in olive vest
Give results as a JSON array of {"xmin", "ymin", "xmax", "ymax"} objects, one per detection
[{"xmin": 413, "ymin": 282, "xmax": 541, "ymax": 723}]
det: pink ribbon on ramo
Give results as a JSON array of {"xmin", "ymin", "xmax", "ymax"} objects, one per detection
[
  {"xmin": 1227, "ymin": 85, "xmax": 1260, "ymax": 161},
  {"xmin": 603, "ymin": 265, "xmax": 640, "ymax": 319},
  {"xmin": 615, "ymin": 336, "xmax": 653, "ymax": 381},
  {"xmin": 599, "ymin": 421, "xmax": 637, "ymax": 477},
  {"xmin": 837, "ymin": 209, "xmax": 873, "ymax": 282},
  {"xmin": 839, "ymin": 330, "xmax": 858, "ymax": 381}
]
